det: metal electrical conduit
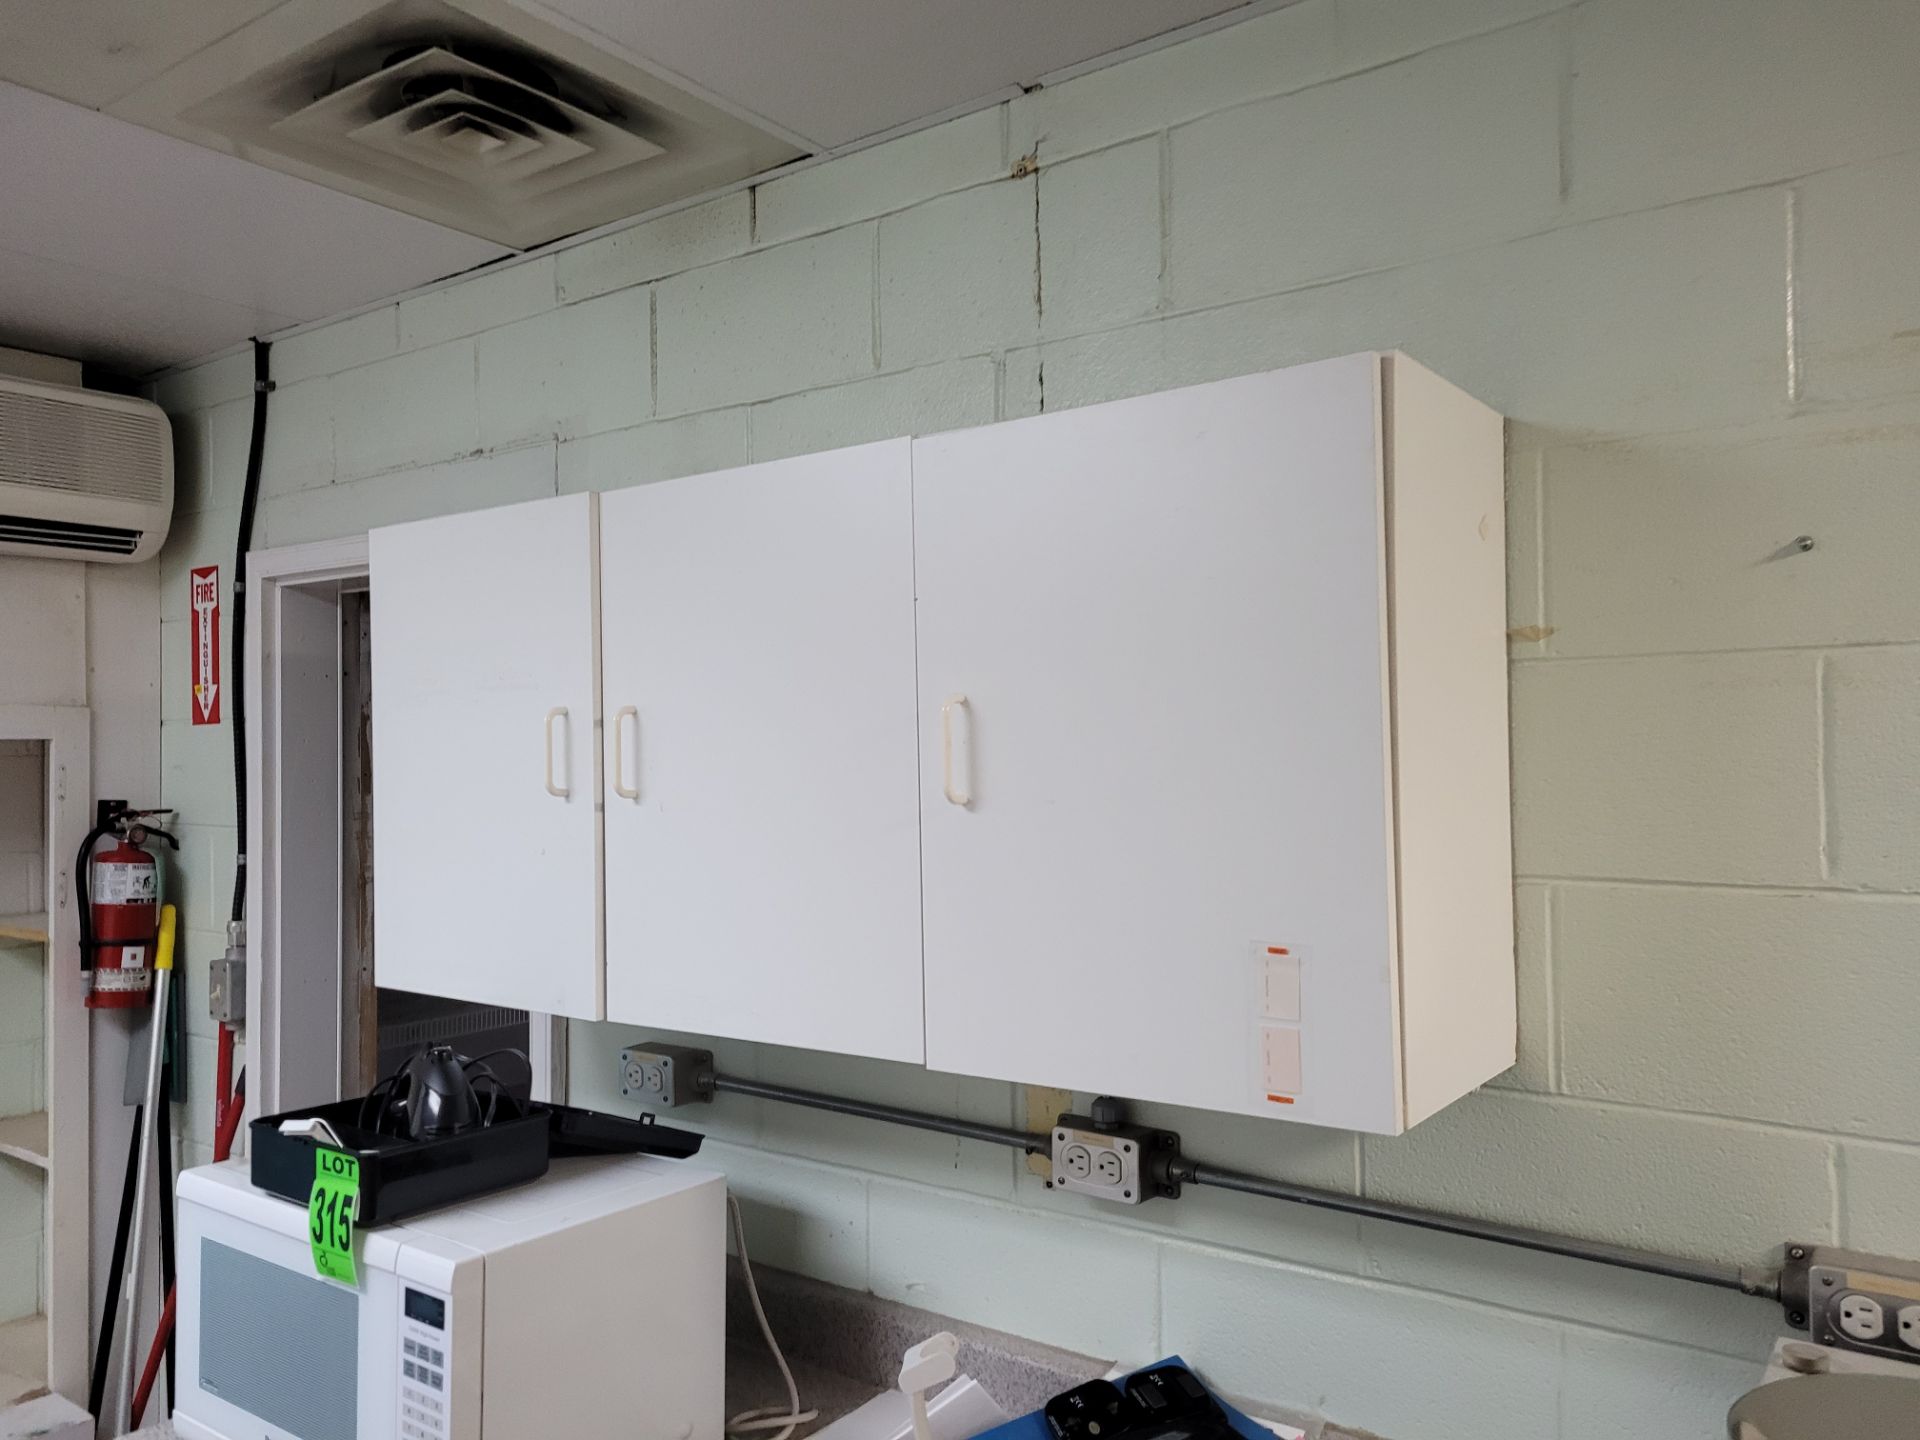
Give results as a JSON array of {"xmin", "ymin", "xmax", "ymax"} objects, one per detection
[{"xmin": 706, "ymin": 1072, "xmax": 1781, "ymax": 1302}]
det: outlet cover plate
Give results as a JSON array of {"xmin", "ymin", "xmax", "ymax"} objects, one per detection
[{"xmin": 1781, "ymin": 1244, "xmax": 1920, "ymax": 1365}]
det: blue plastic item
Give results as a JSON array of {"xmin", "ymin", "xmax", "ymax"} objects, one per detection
[{"xmin": 974, "ymin": 1357, "xmax": 1275, "ymax": 1440}]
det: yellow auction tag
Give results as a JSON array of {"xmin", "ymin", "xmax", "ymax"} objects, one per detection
[{"xmin": 309, "ymin": 1148, "xmax": 360, "ymax": 1285}]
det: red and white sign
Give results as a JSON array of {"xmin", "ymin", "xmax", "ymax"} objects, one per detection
[{"xmin": 191, "ymin": 564, "xmax": 221, "ymax": 725}]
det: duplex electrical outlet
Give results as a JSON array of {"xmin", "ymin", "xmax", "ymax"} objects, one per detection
[
  {"xmin": 1781, "ymin": 1245, "xmax": 1920, "ymax": 1365},
  {"xmin": 1838, "ymin": 1294, "xmax": 1886, "ymax": 1342},
  {"xmin": 618, "ymin": 1041, "xmax": 714, "ymax": 1108},
  {"xmin": 1898, "ymin": 1305, "xmax": 1920, "ymax": 1351},
  {"xmin": 1048, "ymin": 1103, "xmax": 1182, "ymax": 1206}
]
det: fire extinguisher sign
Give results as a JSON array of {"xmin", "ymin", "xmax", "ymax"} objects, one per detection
[{"xmin": 191, "ymin": 564, "xmax": 221, "ymax": 725}]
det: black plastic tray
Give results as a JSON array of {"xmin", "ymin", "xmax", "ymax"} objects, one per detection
[
  {"xmin": 548, "ymin": 1104, "xmax": 704, "ymax": 1159},
  {"xmin": 249, "ymin": 1098, "xmax": 707, "ymax": 1227},
  {"xmin": 249, "ymin": 1097, "xmax": 551, "ymax": 1227}
]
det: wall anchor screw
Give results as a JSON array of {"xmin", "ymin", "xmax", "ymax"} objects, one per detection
[
  {"xmin": 1794, "ymin": 535, "xmax": 1814, "ymax": 552},
  {"xmin": 1789, "ymin": 1246, "xmax": 1808, "ymax": 1261}
]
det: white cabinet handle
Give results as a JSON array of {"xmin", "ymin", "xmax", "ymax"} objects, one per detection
[
  {"xmin": 544, "ymin": 706, "xmax": 570, "ymax": 798},
  {"xmin": 941, "ymin": 694, "xmax": 972, "ymax": 807},
  {"xmin": 613, "ymin": 705, "xmax": 639, "ymax": 801}
]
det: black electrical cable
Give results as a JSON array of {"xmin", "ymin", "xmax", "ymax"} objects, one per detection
[
  {"xmin": 228, "ymin": 338, "xmax": 272, "ymax": 925},
  {"xmin": 156, "ymin": 1062, "xmax": 177, "ymax": 1406},
  {"xmin": 88, "ymin": 1106, "xmax": 144, "ymax": 1419},
  {"xmin": 701, "ymin": 1068, "xmax": 1783, "ymax": 1302}
]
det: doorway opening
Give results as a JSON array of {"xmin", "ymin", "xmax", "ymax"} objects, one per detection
[{"xmin": 245, "ymin": 538, "xmax": 560, "ymax": 1121}]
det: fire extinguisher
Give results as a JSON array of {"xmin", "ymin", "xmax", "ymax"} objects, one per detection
[{"xmin": 77, "ymin": 801, "xmax": 179, "ymax": 1010}]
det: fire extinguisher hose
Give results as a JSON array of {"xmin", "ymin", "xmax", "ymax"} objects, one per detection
[{"xmin": 71, "ymin": 817, "xmax": 115, "ymax": 971}]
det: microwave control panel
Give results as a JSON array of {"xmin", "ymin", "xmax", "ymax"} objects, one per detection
[{"xmin": 398, "ymin": 1285, "xmax": 451, "ymax": 1439}]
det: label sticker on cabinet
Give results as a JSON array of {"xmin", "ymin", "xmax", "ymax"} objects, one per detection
[
  {"xmin": 1260, "ymin": 1024, "xmax": 1303, "ymax": 1097},
  {"xmin": 1250, "ymin": 944, "xmax": 1304, "ymax": 1106}
]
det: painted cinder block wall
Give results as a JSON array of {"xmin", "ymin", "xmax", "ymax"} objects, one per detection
[{"xmin": 150, "ymin": 1, "xmax": 1920, "ymax": 1434}]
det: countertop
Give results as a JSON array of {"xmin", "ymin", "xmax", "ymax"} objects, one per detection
[{"xmin": 128, "ymin": 1347, "xmax": 869, "ymax": 1440}]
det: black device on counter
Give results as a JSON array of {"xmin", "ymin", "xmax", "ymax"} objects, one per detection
[
  {"xmin": 1044, "ymin": 1368, "xmax": 1234, "ymax": 1440},
  {"xmin": 249, "ymin": 1043, "xmax": 705, "ymax": 1226}
]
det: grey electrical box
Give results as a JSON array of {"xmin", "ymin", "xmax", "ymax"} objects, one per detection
[
  {"xmin": 618, "ymin": 1042, "xmax": 713, "ymax": 1108},
  {"xmin": 1781, "ymin": 1245, "xmax": 1920, "ymax": 1363},
  {"xmin": 1049, "ymin": 1099, "xmax": 1181, "ymax": 1205},
  {"xmin": 208, "ymin": 957, "xmax": 245, "ymax": 1024}
]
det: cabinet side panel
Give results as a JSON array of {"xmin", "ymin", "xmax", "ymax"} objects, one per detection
[{"xmin": 1386, "ymin": 355, "xmax": 1516, "ymax": 1126}]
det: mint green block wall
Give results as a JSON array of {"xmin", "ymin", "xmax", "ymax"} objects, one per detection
[{"xmin": 151, "ymin": 1, "xmax": 1920, "ymax": 1432}]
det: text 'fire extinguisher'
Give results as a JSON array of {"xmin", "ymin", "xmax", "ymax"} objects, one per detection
[{"xmin": 78, "ymin": 802, "xmax": 180, "ymax": 1010}]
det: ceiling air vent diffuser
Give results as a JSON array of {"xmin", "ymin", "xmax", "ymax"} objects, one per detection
[{"xmin": 113, "ymin": 0, "xmax": 803, "ymax": 250}]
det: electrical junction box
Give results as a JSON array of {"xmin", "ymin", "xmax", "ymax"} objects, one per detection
[
  {"xmin": 1780, "ymin": 1244, "xmax": 1920, "ymax": 1363},
  {"xmin": 1049, "ymin": 1101, "xmax": 1180, "ymax": 1205},
  {"xmin": 619, "ymin": 1042, "xmax": 714, "ymax": 1109},
  {"xmin": 208, "ymin": 955, "xmax": 245, "ymax": 1024}
]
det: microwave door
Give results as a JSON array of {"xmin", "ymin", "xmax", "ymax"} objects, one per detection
[{"xmin": 173, "ymin": 1181, "xmax": 410, "ymax": 1440}]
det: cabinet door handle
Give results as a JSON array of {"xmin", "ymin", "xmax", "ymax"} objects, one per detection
[
  {"xmin": 613, "ymin": 705, "xmax": 639, "ymax": 801},
  {"xmin": 941, "ymin": 694, "xmax": 972, "ymax": 807},
  {"xmin": 544, "ymin": 706, "xmax": 570, "ymax": 798}
]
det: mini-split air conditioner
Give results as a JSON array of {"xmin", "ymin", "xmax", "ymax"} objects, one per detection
[{"xmin": 0, "ymin": 376, "xmax": 173, "ymax": 563}]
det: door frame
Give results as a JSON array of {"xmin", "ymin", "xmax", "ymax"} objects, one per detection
[{"xmin": 243, "ymin": 536, "xmax": 566, "ymax": 1118}]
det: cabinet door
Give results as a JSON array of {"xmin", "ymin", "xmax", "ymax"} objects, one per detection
[
  {"xmin": 370, "ymin": 494, "xmax": 604, "ymax": 1019},
  {"xmin": 600, "ymin": 441, "xmax": 924, "ymax": 1061},
  {"xmin": 913, "ymin": 356, "xmax": 1402, "ymax": 1130}
]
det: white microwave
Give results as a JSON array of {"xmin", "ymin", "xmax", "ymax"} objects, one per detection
[{"xmin": 173, "ymin": 1153, "xmax": 725, "ymax": 1440}]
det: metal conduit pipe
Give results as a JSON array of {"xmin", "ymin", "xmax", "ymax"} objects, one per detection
[
  {"xmin": 700, "ymin": 1068, "xmax": 1781, "ymax": 1303},
  {"xmin": 710, "ymin": 1074, "xmax": 1051, "ymax": 1154},
  {"xmin": 1169, "ymin": 1160, "xmax": 1779, "ymax": 1299}
]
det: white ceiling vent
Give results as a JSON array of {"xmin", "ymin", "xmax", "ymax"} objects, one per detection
[{"xmin": 113, "ymin": 0, "xmax": 804, "ymax": 250}]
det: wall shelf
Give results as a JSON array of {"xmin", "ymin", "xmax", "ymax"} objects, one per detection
[
  {"xmin": 0, "ymin": 706, "xmax": 89, "ymax": 1405},
  {"xmin": 0, "ymin": 1113, "xmax": 49, "ymax": 1170},
  {"xmin": 0, "ymin": 1312, "xmax": 46, "ymax": 1408},
  {"xmin": 0, "ymin": 915, "xmax": 47, "ymax": 945}
]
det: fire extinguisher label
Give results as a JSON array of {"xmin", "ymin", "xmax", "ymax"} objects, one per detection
[
  {"xmin": 93, "ymin": 965, "xmax": 151, "ymax": 992},
  {"xmin": 94, "ymin": 865, "xmax": 158, "ymax": 903},
  {"xmin": 119, "ymin": 946, "xmax": 147, "ymax": 971},
  {"xmin": 192, "ymin": 564, "xmax": 222, "ymax": 725}
]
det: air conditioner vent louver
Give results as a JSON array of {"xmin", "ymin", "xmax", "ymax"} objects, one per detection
[
  {"xmin": 0, "ymin": 388, "xmax": 169, "ymax": 503},
  {"xmin": 0, "ymin": 377, "xmax": 173, "ymax": 564},
  {"xmin": 142, "ymin": 0, "xmax": 804, "ymax": 252},
  {"xmin": 0, "ymin": 515, "xmax": 144, "ymax": 556}
]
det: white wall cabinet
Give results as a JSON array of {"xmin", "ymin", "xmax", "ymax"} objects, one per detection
[
  {"xmin": 368, "ymin": 353, "xmax": 1512, "ymax": 1131},
  {"xmin": 370, "ymin": 493, "xmax": 604, "ymax": 1020},
  {"xmin": 914, "ymin": 353, "xmax": 1511, "ymax": 1133},
  {"xmin": 599, "ymin": 442, "xmax": 925, "ymax": 1061}
]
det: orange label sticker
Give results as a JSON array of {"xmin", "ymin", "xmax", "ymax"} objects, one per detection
[{"xmin": 1265, "ymin": 1094, "xmax": 1295, "ymax": 1105}]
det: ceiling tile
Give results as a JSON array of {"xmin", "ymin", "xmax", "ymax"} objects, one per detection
[
  {"xmin": 0, "ymin": 83, "xmax": 506, "ymax": 321},
  {"xmin": 0, "ymin": 0, "xmax": 288, "ymax": 108},
  {"xmin": 0, "ymin": 244, "xmax": 297, "ymax": 374},
  {"xmin": 533, "ymin": 0, "xmax": 1254, "ymax": 148},
  {"xmin": 0, "ymin": 81, "xmax": 505, "ymax": 372}
]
